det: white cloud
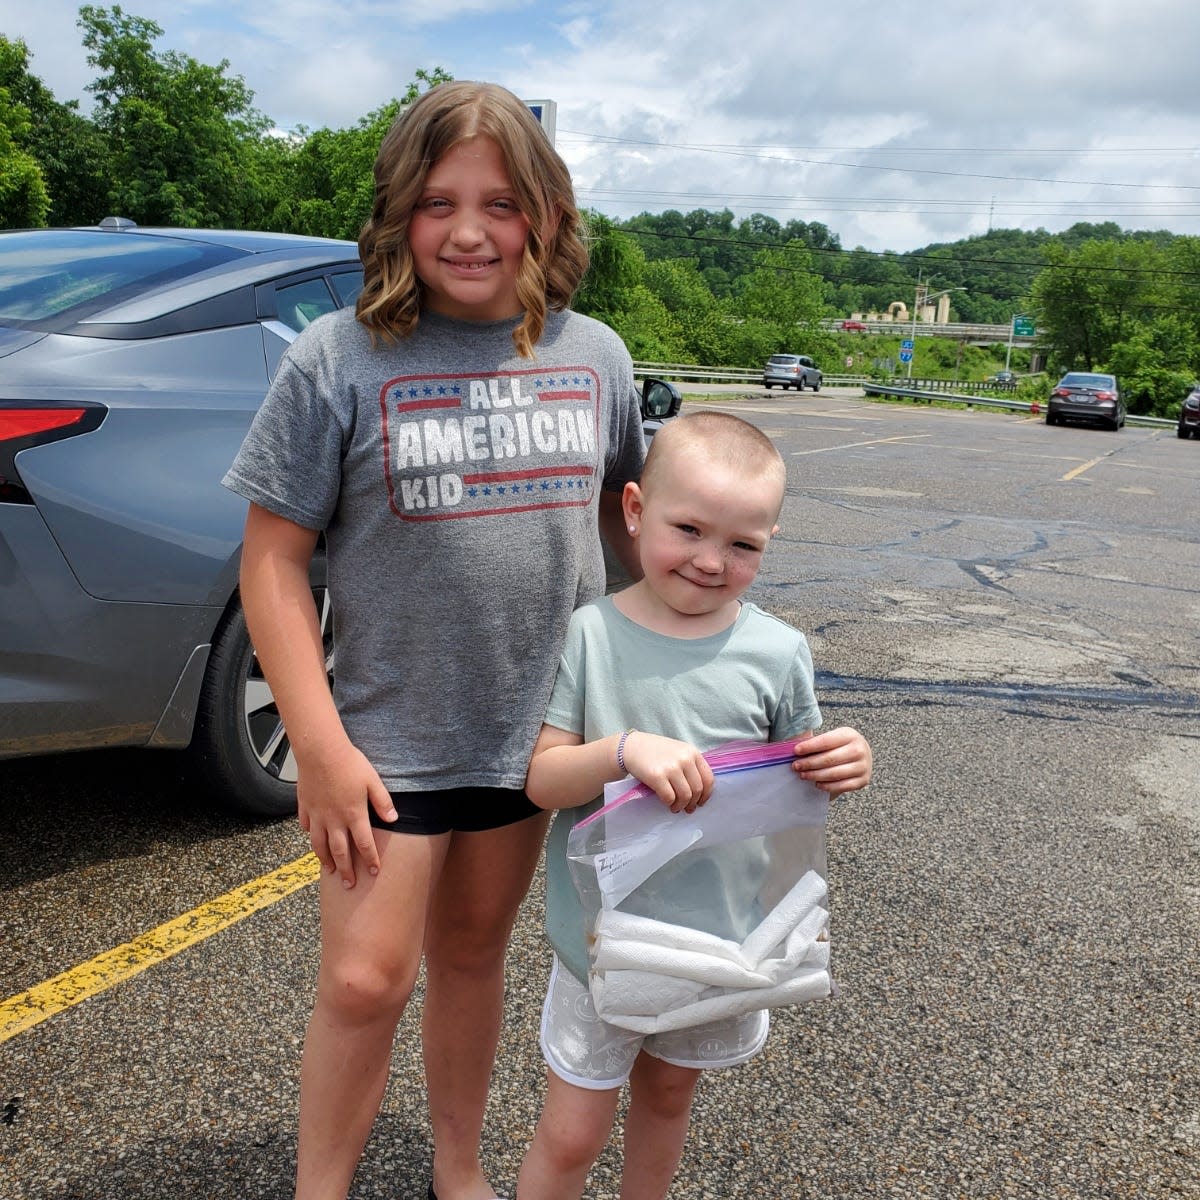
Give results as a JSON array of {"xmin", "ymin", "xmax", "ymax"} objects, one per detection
[{"xmin": 3, "ymin": 0, "xmax": 1198, "ymax": 250}]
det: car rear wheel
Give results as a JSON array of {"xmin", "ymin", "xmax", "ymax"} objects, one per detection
[
  {"xmin": 764, "ymin": 382, "xmax": 773, "ymax": 389},
  {"xmin": 190, "ymin": 557, "xmax": 332, "ymax": 818},
  {"xmin": 1179, "ymin": 425, "xmax": 1190, "ymax": 438}
]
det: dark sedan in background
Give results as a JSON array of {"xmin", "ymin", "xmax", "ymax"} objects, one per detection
[
  {"xmin": 1045, "ymin": 371, "xmax": 1125, "ymax": 431},
  {"xmin": 1178, "ymin": 384, "xmax": 1200, "ymax": 439},
  {"xmin": 0, "ymin": 221, "xmax": 679, "ymax": 816}
]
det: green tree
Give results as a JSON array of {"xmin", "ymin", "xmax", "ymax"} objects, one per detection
[
  {"xmin": 0, "ymin": 89, "xmax": 49, "ymax": 228},
  {"xmin": 734, "ymin": 241, "xmax": 825, "ymax": 333},
  {"xmin": 1031, "ymin": 239, "xmax": 1164, "ymax": 372},
  {"xmin": 574, "ymin": 212, "xmax": 642, "ymax": 323},
  {"xmin": 78, "ymin": 4, "xmax": 272, "ymax": 226},
  {"xmin": 1, "ymin": 35, "xmax": 109, "ymax": 226},
  {"xmin": 273, "ymin": 69, "xmax": 451, "ymax": 239},
  {"xmin": 1109, "ymin": 317, "xmax": 1196, "ymax": 417}
]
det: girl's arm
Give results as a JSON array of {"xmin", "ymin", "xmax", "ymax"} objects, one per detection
[
  {"xmin": 239, "ymin": 503, "xmax": 397, "ymax": 886},
  {"xmin": 791, "ymin": 726, "xmax": 873, "ymax": 797},
  {"xmin": 526, "ymin": 723, "xmax": 715, "ymax": 814}
]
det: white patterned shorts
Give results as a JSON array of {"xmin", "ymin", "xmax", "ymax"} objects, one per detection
[{"xmin": 539, "ymin": 955, "xmax": 770, "ymax": 1090}]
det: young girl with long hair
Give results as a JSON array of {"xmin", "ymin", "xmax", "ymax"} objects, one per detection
[{"xmin": 224, "ymin": 80, "xmax": 647, "ymax": 1200}]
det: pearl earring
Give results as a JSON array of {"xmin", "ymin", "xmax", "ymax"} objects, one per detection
[{"xmin": 628, "ymin": 525, "xmax": 637, "ymax": 533}]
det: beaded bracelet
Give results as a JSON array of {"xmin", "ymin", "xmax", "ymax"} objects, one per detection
[{"xmin": 616, "ymin": 729, "xmax": 635, "ymax": 774}]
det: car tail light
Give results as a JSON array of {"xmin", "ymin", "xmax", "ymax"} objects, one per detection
[
  {"xmin": 0, "ymin": 403, "xmax": 106, "ymax": 504},
  {"xmin": 1094, "ymin": 390, "xmax": 1114, "ymax": 401},
  {"xmin": 1052, "ymin": 387, "xmax": 1070, "ymax": 398}
]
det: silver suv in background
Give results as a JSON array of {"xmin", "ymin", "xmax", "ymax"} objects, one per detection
[{"xmin": 763, "ymin": 353, "xmax": 821, "ymax": 391}]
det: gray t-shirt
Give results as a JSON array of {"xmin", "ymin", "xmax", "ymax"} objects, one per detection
[
  {"xmin": 223, "ymin": 306, "xmax": 646, "ymax": 791},
  {"xmin": 541, "ymin": 596, "xmax": 823, "ymax": 982}
]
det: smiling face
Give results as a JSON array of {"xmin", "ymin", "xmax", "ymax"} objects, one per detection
[
  {"xmin": 620, "ymin": 443, "xmax": 784, "ymax": 637},
  {"xmin": 407, "ymin": 135, "xmax": 532, "ymax": 322}
]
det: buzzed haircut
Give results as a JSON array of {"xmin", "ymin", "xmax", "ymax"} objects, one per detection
[{"xmin": 640, "ymin": 410, "xmax": 787, "ymax": 498}]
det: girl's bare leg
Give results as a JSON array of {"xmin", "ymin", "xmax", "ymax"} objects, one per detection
[
  {"xmin": 422, "ymin": 811, "xmax": 550, "ymax": 1200},
  {"xmin": 516, "ymin": 1070, "xmax": 622, "ymax": 1200},
  {"xmin": 295, "ymin": 829, "xmax": 449, "ymax": 1200},
  {"xmin": 618, "ymin": 1054, "xmax": 701, "ymax": 1200}
]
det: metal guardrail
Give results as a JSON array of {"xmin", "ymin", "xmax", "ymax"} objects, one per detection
[
  {"xmin": 892, "ymin": 377, "xmax": 1019, "ymax": 395},
  {"xmin": 633, "ymin": 361, "xmax": 871, "ymax": 387},
  {"xmin": 633, "ymin": 361, "xmax": 757, "ymax": 383},
  {"xmin": 864, "ymin": 383, "xmax": 1175, "ymax": 428},
  {"xmin": 632, "ymin": 363, "xmax": 1175, "ymax": 429}
]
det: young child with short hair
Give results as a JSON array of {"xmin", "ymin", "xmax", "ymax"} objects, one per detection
[{"xmin": 516, "ymin": 410, "xmax": 873, "ymax": 1200}]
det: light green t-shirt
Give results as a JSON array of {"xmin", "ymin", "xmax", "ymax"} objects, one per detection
[{"xmin": 542, "ymin": 595, "xmax": 823, "ymax": 982}]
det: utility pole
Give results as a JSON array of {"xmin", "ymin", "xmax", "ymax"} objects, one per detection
[
  {"xmin": 906, "ymin": 275, "xmax": 965, "ymax": 381},
  {"xmin": 906, "ymin": 271, "xmax": 922, "ymax": 380}
]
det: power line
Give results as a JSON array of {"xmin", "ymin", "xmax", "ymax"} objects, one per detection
[{"xmin": 560, "ymin": 130, "xmax": 1200, "ymax": 193}]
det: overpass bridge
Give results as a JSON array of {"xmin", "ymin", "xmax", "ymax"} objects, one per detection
[{"xmin": 821, "ymin": 318, "xmax": 1037, "ymax": 346}]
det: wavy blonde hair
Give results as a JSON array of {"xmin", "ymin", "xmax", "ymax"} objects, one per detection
[{"xmin": 356, "ymin": 81, "xmax": 589, "ymax": 359}]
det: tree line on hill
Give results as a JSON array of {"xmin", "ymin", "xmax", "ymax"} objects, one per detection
[{"xmin": 1, "ymin": 7, "xmax": 1196, "ymax": 417}]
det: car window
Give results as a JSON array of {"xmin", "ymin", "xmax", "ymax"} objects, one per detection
[
  {"xmin": 274, "ymin": 277, "xmax": 338, "ymax": 333},
  {"xmin": 330, "ymin": 269, "xmax": 364, "ymax": 307},
  {"xmin": 0, "ymin": 230, "xmax": 241, "ymax": 329}
]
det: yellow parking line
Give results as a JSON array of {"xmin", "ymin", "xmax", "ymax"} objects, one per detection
[
  {"xmin": 790, "ymin": 434, "xmax": 931, "ymax": 456},
  {"xmin": 0, "ymin": 852, "xmax": 320, "ymax": 1044},
  {"xmin": 1062, "ymin": 453, "xmax": 1109, "ymax": 482}
]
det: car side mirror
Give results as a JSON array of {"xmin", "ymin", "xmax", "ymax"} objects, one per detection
[{"xmin": 641, "ymin": 378, "xmax": 682, "ymax": 421}]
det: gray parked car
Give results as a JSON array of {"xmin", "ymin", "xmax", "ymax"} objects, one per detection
[
  {"xmin": 0, "ymin": 221, "xmax": 679, "ymax": 816},
  {"xmin": 763, "ymin": 353, "xmax": 821, "ymax": 391},
  {"xmin": 1046, "ymin": 371, "xmax": 1125, "ymax": 430}
]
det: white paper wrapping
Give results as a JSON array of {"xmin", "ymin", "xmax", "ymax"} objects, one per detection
[{"xmin": 589, "ymin": 869, "xmax": 832, "ymax": 1032}]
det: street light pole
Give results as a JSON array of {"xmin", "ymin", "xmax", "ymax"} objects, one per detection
[
  {"xmin": 906, "ymin": 271, "xmax": 922, "ymax": 379},
  {"xmin": 906, "ymin": 276, "xmax": 965, "ymax": 380}
]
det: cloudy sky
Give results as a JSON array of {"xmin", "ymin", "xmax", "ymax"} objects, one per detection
[{"xmin": 3, "ymin": 0, "xmax": 1197, "ymax": 252}]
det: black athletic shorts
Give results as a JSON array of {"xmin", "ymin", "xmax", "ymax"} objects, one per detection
[{"xmin": 368, "ymin": 785, "xmax": 542, "ymax": 836}]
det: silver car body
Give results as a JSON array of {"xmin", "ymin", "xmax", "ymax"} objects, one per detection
[
  {"xmin": 0, "ymin": 223, "xmax": 679, "ymax": 815},
  {"xmin": 763, "ymin": 353, "xmax": 821, "ymax": 391}
]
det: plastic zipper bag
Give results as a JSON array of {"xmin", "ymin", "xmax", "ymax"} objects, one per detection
[{"xmin": 566, "ymin": 739, "xmax": 832, "ymax": 1033}]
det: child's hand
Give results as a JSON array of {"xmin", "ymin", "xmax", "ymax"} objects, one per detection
[
  {"xmin": 297, "ymin": 740, "xmax": 397, "ymax": 888},
  {"xmin": 791, "ymin": 727, "xmax": 872, "ymax": 798},
  {"xmin": 621, "ymin": 731, "xmax": 714, "ymax": 813}
]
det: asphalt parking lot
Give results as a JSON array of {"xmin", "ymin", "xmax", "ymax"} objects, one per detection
[{"xmin": 2, "ymin": 389, "xmax": 1197, "ymax": 1199}]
